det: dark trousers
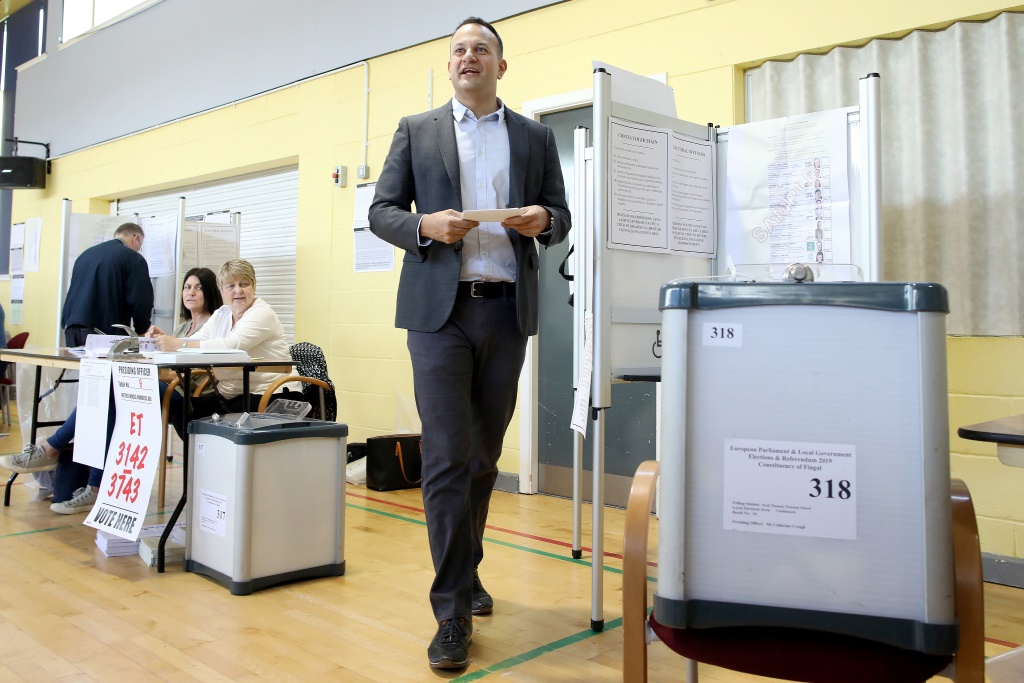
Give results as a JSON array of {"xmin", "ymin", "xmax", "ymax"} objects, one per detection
[
  {"xmin": 407, "ymin": 291, "xmax": 527, "ymax": 623},
  {"xmin": 48, "ymin": 404, "xmax": 117, "ymax": 500}
]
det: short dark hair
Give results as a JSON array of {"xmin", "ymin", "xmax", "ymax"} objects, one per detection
[
  {"xmin": 454, "ymin": 17, "xmax": 503, "ymax": 58},
  {"xmin": 114, "ymin": 222, "xmax": 144, "ymax": 240},
  {"xmin": 181, "ymin": 267, "xmax": 223, "ymax": 320}
]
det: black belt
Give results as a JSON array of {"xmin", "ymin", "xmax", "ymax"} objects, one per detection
[{"xmin": 457, "ymin": 281, "xmax": 515, "ymax": 299}]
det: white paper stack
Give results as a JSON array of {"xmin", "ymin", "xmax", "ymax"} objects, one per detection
[
  {"xmin": 95, "ymin": 523, "xmax": 171, "ymax": 558},
  {"xmin": 139, "ymin": 536, "xmax": 185, "ymax": 567},
  {"xmin": 152, "ymin": 348, "xmax": 251, "ymax": 364}
]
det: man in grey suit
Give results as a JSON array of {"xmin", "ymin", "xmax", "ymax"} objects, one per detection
[{"xmin": 369, "ymin": 16, "xmax": 570, "ymax": 670}]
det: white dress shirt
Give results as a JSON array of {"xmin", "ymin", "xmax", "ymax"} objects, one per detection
[{"xmin": 451, "ymin": 97, "xmax": 516, "ymax": 283}]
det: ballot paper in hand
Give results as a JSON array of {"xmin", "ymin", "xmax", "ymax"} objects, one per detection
[{"xmin": 461, "ymin": 209, "xmax": 522, "ymax": 222}]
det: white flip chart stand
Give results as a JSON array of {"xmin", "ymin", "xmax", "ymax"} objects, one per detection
[{"xmin": 571, "ymin": 66, "xmax": 881, "ymax": 630}]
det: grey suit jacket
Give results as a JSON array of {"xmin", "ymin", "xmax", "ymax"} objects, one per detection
[{"xmin": 368, "ymin": 100, "xmax": 571, "ymax": 335}]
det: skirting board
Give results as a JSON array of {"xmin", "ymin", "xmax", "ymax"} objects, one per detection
[
  {"xmin": 495, "ymin": 472, "xmax": 518, "ymax": 494},
  {"xmin": 983, "ymin": 553, "xmax": 1024, "ymax": 589}
]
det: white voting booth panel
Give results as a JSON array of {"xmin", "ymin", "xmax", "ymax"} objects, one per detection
[{"xmin": 655, "ymin": 281, "xmax": 956, "ymax": 654}]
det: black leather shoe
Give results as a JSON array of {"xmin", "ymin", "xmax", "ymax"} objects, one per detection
[
  {"xmin": 427, "ymin": 617, "xmax": 472, "ymax": 669},
  {"xmin": 471, "ymin": 569, "xmax": 493, "ymax": 615}
]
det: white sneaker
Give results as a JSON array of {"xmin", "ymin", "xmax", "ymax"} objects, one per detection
[
  {"xmin": 0, "ymin": 443, "xmax": 57, "ymax": 473},
  {"xmin": 50, "ymin": 486, "xmax": 98, "ymax": 515}
]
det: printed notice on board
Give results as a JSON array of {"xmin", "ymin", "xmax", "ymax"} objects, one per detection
[
  {"xmin": 723, "ymin": 438, "xmax": 856, "ymax": 540},
  {"xmin": 608, "ymin": 118, "xmax": 716, "ymax": 257},
  {"xmin": 353, "ymin": 182, "xmax": 395, "ymax": 272},
  {"xmin": 609, "ymin": 120, "xmax": 669, "ymax": 251},
  {"xmin": 199, "ymin": 488, "xmax": 228, "ymax": 537}
]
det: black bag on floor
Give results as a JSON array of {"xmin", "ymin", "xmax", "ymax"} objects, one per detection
[
  {"xmin": 365, "ymin": 434, "xmax": 422, "ymax": 491},
  {"xmin": 346, "ymin": 442, "xmax": 367, "ymax": 464}
]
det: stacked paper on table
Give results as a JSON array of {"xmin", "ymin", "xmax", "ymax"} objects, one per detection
[
  {"xmin": 96, "ymin": 523, "xmax": 176, "ymax": 558},
  {"xmin": 139, "ymin": 536, "xmax": 185, "ymax": 567},
  {"xmin": 152, "ymin": 348, "xmax": 251, "ymax": 364}
]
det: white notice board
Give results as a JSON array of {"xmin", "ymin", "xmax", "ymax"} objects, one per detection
[{"xmin": 597, "ymin": 91, "xmax": 716, "ymax": 380}]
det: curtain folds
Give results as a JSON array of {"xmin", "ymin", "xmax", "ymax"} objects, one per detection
[{"xmin": 747, "ymin": 12, "xmax": 1023, "ymax": 336}]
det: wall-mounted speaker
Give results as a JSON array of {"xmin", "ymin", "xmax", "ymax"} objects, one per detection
[{"xmin": 0, "ymin": 156, "xmax": 46, "ymax": 189}]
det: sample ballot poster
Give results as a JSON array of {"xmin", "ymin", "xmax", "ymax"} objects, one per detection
[
  {"xmin": 723, "ymin": 438, "xmax": 857, "ymax": 540},
  {"xmin": 609, "ymin": 118, "xmax": 716, "ymax": 257},
  {"xmin": 85, "ymin": 363, "xmax": 163, "ymax": 541},
  {"xmin": 724, "ymin": 109, "xmax": 851, "ymax": 266}
]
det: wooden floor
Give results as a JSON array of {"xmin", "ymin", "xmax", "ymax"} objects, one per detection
[{"xmin": 0, "ymin": 412, "xmax": 1021, "ymax": 682}]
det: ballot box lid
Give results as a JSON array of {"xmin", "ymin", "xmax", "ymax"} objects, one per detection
[
  {"xmin": 660, "ymin": 281, "xmax": 948, "ymax": 313},
  {"xmin": 189, "ymin": 412, "xmax": 348, "ymax": 444}
]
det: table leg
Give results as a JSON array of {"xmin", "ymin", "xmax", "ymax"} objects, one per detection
[
  {"xmin": 158, "ymin": 367, "xmax": 192, "ymax": 573},
  {"xmin": 4, "ymin": 365, "xmax": 43, "ymax": 507}
]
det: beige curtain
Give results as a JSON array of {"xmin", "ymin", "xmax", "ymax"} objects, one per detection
[{"xmin": 747, "ymin": 12, "xmax": 1024, "ymax": 336}]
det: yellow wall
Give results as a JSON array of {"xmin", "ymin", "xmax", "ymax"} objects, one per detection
[
  {"xmin": 6, "ymin": 0, "xmax": 1024, "ymax": 556},
  {"xmin": 949, "ymin": 338, "xmax": 1024, "ymax": 559}
]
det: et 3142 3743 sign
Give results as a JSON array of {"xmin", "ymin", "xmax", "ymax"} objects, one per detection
[
  {"xmin": 84, "ymin": 362, "xmax": 163, "ymax": 541},
  {"xmin": 723, "ymin": 437, "xmax": 857, "ymax": 540}
]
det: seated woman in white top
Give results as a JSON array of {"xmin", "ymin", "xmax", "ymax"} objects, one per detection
[{"xmin": 151, "ymin": 259, "xmax": 300, "ymax": 437}]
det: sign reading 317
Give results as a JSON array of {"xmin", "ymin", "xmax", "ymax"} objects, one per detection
[{"xmin": 85, "ymin": 362, "xmax": 163, "ymax": 541}]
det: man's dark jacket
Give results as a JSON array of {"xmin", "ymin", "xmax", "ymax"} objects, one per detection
[
  {"xmin": 61, "ymin": 238, "xmax": 153, "ymax": 335},
  {"xmin": 368, "ymin": 101, "xmax": 571, "ymax": 336}
]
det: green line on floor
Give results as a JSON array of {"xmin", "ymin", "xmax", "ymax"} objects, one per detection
[
  {"xmin": 453, "ymin": 617, "xmax": 625, "ymax": 682},
  {"xmin": 0, "ymin": 525, "xmax": 68, "ymax": 538},
  {"xmin": 350, "ymin": 502, "xmax": 653, "ymax": 582}
]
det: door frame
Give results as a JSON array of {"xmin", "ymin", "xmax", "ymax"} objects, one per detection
[{"xmin": 517, "ymin": 87, "xmax": 594, "ymax": 493}]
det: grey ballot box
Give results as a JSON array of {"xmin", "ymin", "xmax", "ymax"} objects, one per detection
[
  {"xmin": 655, "ymin": 281, "xmax": 957, "ymax": 655},
  {"xmin": 184, "ymin": 413, "xmax": 348, "ymax": 596}
]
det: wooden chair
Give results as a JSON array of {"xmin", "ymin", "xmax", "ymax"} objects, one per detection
[
  {"xmin": 190, "ymin": 344, "xmax": 335, "ymax": 420},
  {"xmin": 257, "ymin": 342, "xmax": 335, "ymax": 421},
  {"xmin": 257, "ymin": 375, "xmax": 331, "ymax": 415},
  {"xmin": 622, "ymin": 461, "xmax": 985, "ymax": 683},
  {"xmin": 157, "ymin": 370, "xmax": 210, "ymax": 508}
]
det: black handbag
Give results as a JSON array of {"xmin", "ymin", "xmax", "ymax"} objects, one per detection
[{"xmin": 365, "ymin": 434, "xmax": 422, "ymax": 491}]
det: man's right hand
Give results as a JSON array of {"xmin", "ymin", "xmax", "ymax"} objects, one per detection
[{"xmin": 420, "ymin": 209, "xmax": 480, "ymax": 244}]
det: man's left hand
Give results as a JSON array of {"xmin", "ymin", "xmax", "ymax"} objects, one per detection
[{"xmin": 502, "ymin": 205, "xmax": 550, "ymax": 238}]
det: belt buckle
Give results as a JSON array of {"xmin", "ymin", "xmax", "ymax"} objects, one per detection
[{"xmin": 470, "ymin": 281, "xmax": 484, "ymax": 298}]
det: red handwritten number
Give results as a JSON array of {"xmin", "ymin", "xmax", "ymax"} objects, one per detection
[{"xmin": 108, "ymin": 425, "xmax": 150, "ymax": 503}]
